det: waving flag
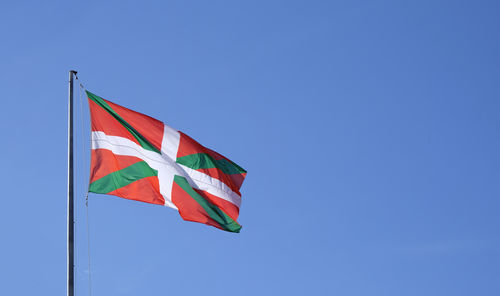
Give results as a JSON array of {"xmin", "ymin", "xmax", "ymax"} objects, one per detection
[{"xmin": 87, "ymin": 91, "xmax": 246, "ymax": 232}]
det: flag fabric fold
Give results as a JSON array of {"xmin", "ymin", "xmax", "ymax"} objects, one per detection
[{"xmin": 87, "ymin": 91, "xmax": 246, "ymax": 232}]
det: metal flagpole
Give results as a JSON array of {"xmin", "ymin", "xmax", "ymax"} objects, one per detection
[{"xmin": 68, "ymin": 70, "xmax": 77, "ymax": 296}]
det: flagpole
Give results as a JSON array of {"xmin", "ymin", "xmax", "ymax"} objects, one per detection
[{"xmin": 67, "ymin": 70, "xmax": 77, "ymax": 296}]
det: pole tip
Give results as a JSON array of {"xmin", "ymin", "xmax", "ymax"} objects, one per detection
[{"xmin": 70, "ymin": 70, "xmax": 78, "ymax": 74}]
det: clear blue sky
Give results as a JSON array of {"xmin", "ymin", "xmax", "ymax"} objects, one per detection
[{"xmin": 1, "ymin": 1, "xmax": 499, "ymax": 295}]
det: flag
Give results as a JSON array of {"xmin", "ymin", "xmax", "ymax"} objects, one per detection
[{"xmin": 86, "ymin": 91, "xmax": 246, "ymax": 232}]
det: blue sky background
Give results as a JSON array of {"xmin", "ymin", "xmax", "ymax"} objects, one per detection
[{"xmin": 0, "ymin": 1, "xmax": 499, "ymax": 295}]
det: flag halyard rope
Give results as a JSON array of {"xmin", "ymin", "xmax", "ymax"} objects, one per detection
[{"xmin": 76, "ymin": 75, "xmax": 93, "ymax": 296}]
